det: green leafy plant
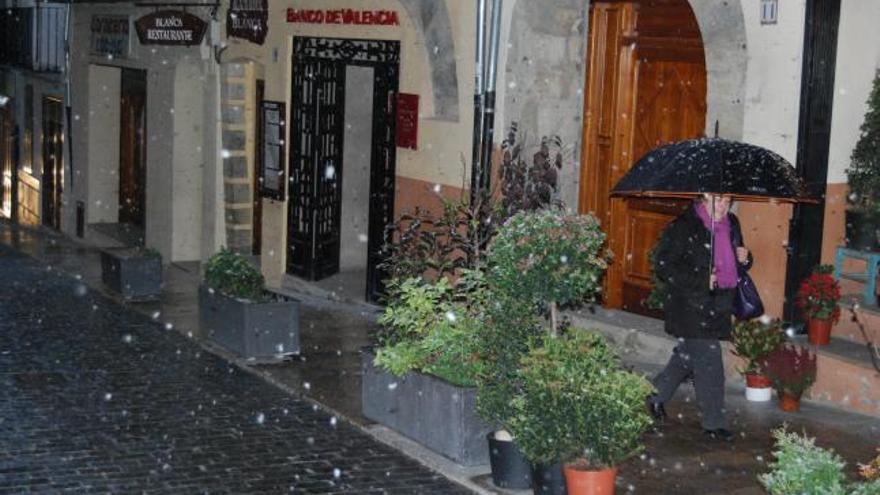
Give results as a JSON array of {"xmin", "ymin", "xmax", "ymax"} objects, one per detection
[
  {"xmin": 760, "ymin": 427, "xmax": 848, "ymax": 495},
  {"xmin": 731, "ymin": 318, "xmax": 787, "ymax": 375},
  {"xmin": 760, "ymin": 345, "xmax": 817, "ymax": 399},
  {"xmin": 847, "ymin": 70, "xmax": 880, "ymax": 216},
  {"xmin": 204, "ymin": 247, "xmax": 265, "ymax": 301},
  {"xmin": 474, "ymin": 290, "xmax": 544, "ymax": 428},
  {"xmin": 374, "ymin": 272, "xmax": 486, "ymax": 387},
  {"xmin": 486, "ymin": 208, "xmax": 609, "ymax": 334},
  {"xmin": 507, "ymin": 331, "xmax": 653, "ymax": 468}
]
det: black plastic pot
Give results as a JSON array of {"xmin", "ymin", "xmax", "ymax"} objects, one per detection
[
  {"xmin": 531, "ymin": 462, "xmax": 567, "ymax": 495},
  {"xmin": 845, "ymin": 209, "xmax": 880, "ymax": 251},
  {"xmin": 487, "ymin": 433, "xmax": 533, "ymax": 489}
]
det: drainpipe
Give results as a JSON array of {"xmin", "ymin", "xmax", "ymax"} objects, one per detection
[
  {"xmin": 479, "ymin": 0, "xmax": 502, "ymax": 194},
  {"xmin": 470, "ymin": 0, "xmax": 487, "ymax": 199},
  {"xmin": 63, "ymin": 0, "xmax": 73, "ymax": 189}
]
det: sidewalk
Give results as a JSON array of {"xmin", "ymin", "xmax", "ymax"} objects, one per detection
[{"xmin": 2, "ymin": 220, "xmax": 878, "ymax": 494}]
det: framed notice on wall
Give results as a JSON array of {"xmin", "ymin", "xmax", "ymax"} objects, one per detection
[{"xmin": 259, "ymin": 101, "xmax": 286, "ymax": 200}]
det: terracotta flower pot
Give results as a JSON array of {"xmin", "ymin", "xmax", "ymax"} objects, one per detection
[
  {"xmin": 807, "ymin": 318, "xmax": 832, "ymax": 345},
  {"xmin": 744, "ymin": 373, "xmax": 772, "ymax": 402},
  {"xmin": 745, "ymin": 373, "xmax": 771, "ymax": 388},
  {"xmin": 563, "ymin": 461, "xmax": 618, "ymax": 495},
  {"xmin": 779, "ymin": 392, "xmax": 800, "ymax": 412}
]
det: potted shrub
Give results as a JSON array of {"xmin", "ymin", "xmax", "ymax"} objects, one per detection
[
  {"xmin": 476, "ymin": 208, "xmax": 610, "ymax": 488},
  {"xmin": 795, "ymin": 265, "xmax": 841, "ymax": 345},
  {"xmin": 361, "ymin": 271, "xmax": 493, "ymax": 467},
  {"xmin": 730, "ymin": 318, "xmax": 787, "ymax": 402},
  {"xmin": 100, "ymin": 247, "xmax": 162, "ymax": 300},
  {"xmin": 845, "ymin": 70, "xmax": 880, "ymax": 251},
  {"xmin": 199, "ymin": 248, "xmax": 299, "ymax": 360},
  {"xmin": 509, "ymin": 331, "xmax": 653, "ymax": 495},
  {"xmin": 760, "ymin": 427, "xmax": 848, "ymax": 495},
  {"xmin": 759, "ymin": 344, "xmax": 817, "ymax": 412}
]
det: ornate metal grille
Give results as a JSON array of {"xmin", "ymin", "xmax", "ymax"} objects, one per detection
[{"xmin": 288, "ymin": 37, "xmax": 400, "ymax": 301}]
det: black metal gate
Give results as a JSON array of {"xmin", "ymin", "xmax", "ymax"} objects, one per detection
[{"xmin": 288, "ymin": 37, "xmax": 400, "ymax": 301}]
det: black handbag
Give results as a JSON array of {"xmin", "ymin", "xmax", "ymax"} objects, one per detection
[
  {"xmin": 729, "ymin": 218, "xmax": 764, "ymax": 320},
  {"xmin": 733, "ymin": 267, "xmax": 764, "ymax": 320}
]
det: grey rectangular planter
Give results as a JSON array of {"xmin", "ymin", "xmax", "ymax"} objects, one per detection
[
  {"xmin": 361, "ymin": 351, "xmax": 491, "ymax": 466},
  {"xmin": 199, "ymin": 284, "xmax": 300, "ymax": 359},
  {"xmin": 100, "ymin": 248, "xmax": 162, "ymax": 301}
]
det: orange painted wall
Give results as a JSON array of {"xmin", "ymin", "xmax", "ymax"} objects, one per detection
[
  {"xmin": 822, "ymin": 182, "xmax": 848, "ymax": 264},
  {"xmin": 735, "ymin": 202, "xmax": 793, "ymax": 318},
  {"xmin": 394, "ymin": 175, "xmax": 465, "ymax": 220}
]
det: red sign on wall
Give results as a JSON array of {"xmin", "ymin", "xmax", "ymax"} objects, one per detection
[
  {"xmin": 286, "ymin": 9, "xmax": 400, "ymax": 26},
  {"xmin": 396, "ymin": 93, "xmax": 419, "ymax": 150}
]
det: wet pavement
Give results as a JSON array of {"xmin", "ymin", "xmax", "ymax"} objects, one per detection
[
  {"xmin": 0, "ymin": 237, "xmax": 467, "ymax": 493},
  {"xmin": 1, "ymin": 221, "xmax": 879, "ymax": 495}
]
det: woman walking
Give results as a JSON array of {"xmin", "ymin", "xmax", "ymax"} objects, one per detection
[{"xmin": 647, "ymin": 193, "xmax": 752, "ymax": 442}]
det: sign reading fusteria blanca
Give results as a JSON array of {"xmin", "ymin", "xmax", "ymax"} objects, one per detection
[
  {"xmin": 227, "ymin": 0, "xmax": 268, "ymax": 45},
  {"xmin": 135, "ymin": 10, "xmax": 207, "ymax": 46},
  {"xmin": 286, "ymin": 9, "xmax": 400, "ymax": 26}
]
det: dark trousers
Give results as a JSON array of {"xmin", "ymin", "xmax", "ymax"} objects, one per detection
[{"xmin": 652, "ymin": 338, "xmax": 728, "ymax": 430}]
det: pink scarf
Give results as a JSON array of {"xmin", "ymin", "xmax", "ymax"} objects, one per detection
[{"xmin": 695, "ymin": 203, "xmax": 738, "ymax": 289}]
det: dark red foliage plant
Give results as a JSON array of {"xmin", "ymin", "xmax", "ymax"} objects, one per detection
[{"xmin": 759, "ymin": 344, "xmax": 818, "ymax": 399}]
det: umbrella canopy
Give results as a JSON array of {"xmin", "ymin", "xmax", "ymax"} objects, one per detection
[{"xmin": 611, "ymin": 138, "xmax": 815, "ymax": 203}]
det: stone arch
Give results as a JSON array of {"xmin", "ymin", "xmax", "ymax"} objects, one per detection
[
  {"xmin": 397, "ymin": 0, "xmax": 459, "ymax": 121},
  {"xmin": 686, "ymin": 0, "xmax": 748, "ymax": 140}
]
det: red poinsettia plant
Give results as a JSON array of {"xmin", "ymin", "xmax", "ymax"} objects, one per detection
[{"xmin": 794, "ymin": 264, "xmax": 841, "ymax": 324}]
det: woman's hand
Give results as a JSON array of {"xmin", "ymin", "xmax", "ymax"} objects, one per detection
[{"xmin": 736, "ymin": 247, "xmax": 749, "ymax": 264}]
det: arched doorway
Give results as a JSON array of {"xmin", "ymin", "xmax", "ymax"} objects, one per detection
[{"xmin": 579, "ymin": 0, "xmax": 707, "ymax": 316}]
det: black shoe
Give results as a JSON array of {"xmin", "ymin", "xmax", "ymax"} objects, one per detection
[
  {"xmin": 646, "ymin": 396, "xmax": 667, "ymax": 422},
  {"xmin": 703, "ymin": 428, "xmax": 735, "ymax": 442}
]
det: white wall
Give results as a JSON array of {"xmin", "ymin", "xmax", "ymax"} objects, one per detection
[
  {"xmin": 741, "ymin": 0, "xmax": 806, "ymax": 164},
  {"xmin": 827, "ymin": 0, "xmax": 880, "ymax": 184},
  {"xmin": 172, "ymin": 62, "xmax": 205, "ymax": 261},
  {"xmin": 86, "ymin": 64, "xmax": 120, "ymax": 223}
]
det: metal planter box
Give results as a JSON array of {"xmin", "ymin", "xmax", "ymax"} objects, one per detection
[
  {"xmin": 199, "ymin": 284, "xmax": 300, "ymax": 359},
  {"xmin": 100, "ymin": 248, "xmax": 162, "ymax": 300},
  {"xmin": 361, "ymin": 351, "xmax": 491, "ymax": 466}
]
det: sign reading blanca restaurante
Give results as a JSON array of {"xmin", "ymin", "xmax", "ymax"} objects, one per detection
[
  {"xmin": 135, "ymin": 10, "xmax": 207, "ymax": 46},
  {"xmin": 287, "ymin": 9, "xmax": 400, "ymax": 26}
]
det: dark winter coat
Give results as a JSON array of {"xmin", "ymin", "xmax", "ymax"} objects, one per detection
[{"xmin": 652, "ymin": 205, "xmax": 751, "ymax": 340}]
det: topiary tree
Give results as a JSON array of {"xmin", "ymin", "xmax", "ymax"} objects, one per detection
[
  {"xmin": 486, "ymin": 208, "xmax": 610, "ymax": 335},
  {"xmin": 508, "ymin": 331, "xmax": 653, "ymax": 468},
  {"xmin": 847, "ymin": 70, "xmax": 880, "ymax": 215}
]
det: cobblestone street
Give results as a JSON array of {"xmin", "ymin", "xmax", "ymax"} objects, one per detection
[{"xmin": 0, "ymin": 243, "xmax": 470, "ymax": 494}]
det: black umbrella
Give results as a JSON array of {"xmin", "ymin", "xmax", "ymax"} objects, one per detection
[
  {"xmin": 611, "ymin": 138, "xmax": 814, "ymax": 203},
  {"xmin": 611, "ymin": 137, "xmax": 815, "ymax": 290}
]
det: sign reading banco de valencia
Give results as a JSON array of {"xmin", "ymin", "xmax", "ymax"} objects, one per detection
[
  {"xmin": 135, "ymin": 10, "xmax": 207, "ymax": 46},
  {"xmin": 227, "ymin": 0, "xmax": 268, "ymax": 45}
]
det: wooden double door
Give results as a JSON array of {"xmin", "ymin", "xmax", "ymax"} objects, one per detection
[
  {"xmin": 580, "ymin": 0, "xmax": 707, "ymax": 316},
  {"xmin": 119, "ymin": 68, "xmax": 147, "ymax": 228}
]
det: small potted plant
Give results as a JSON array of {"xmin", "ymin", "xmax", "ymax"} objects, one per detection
[
  {"xmin": 730, "ymin": 318, "xmax": 787, "ymax": 402},
  {"xmin": 794, "ymin": 264, "xmax": 841, "ymax": 345},
  {"xmin": 199, "ymin": 248, "xmax": 299, "ymax": 360},
  {"xmin": 845, "ymin": 70, "xmax": 880, "ymax": 251},
  {"xmin": 508, "ymin": 331, "xmax": 653, "ymax": 495},
  {"xmin": 100, "ymin": 246, "xmax": 163, "ymax": 300},
  {"xmin": 759, "ymin": 344, "xmax": 817, "ymax": 412}
]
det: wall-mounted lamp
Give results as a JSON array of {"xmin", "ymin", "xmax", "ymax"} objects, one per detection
[
  {"xmin": 761, "ymin": 0, "xmax": 778, "ymax": 25},
  {"xmin": 0, "ymin": 95, "xmax": 9, "ymax": 107}
]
